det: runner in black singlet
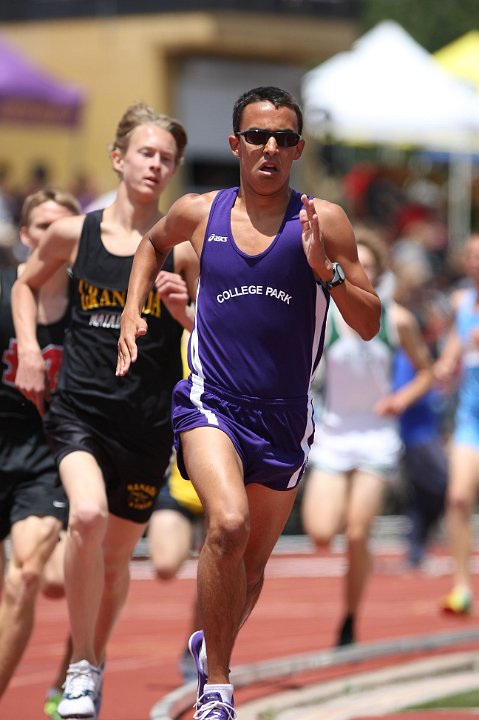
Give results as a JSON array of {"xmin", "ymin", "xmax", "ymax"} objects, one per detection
[
  {"xmin": 0, "ymin": 189, "xmax": 79, "ymax": 705},
  {"xmin": 12, "ymin": 103, "xmax": 198, "ymax": 720}
]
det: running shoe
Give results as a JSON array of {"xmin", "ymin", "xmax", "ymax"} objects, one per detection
[
  {"xmin": 94, "ymin": 660, "xmax": 105, "ymax": 716},
  {"xmin": 188, "ymin": 630, "xmax": 208, "ymax": 701},
  {"xmin": 193, "ymin": 691, "xmax": 236, "ymax": 720},
  {"xmin": 179, "ymin": 646, "xmax": 198, "ymax": 683},
  {"xmin": 441, "ymin": 587, "xmax": 473, "ymax": 615},
  {"xmin": 44, "ymin": 688, "xmax": 62, "ymax": 720},
  {"xmin": 336, "ymin": 613, "xmax": 355, "ymax": 647},
  {"xmin": 57, "ymin": 659, "xmax": 101, "ymax": 720}
]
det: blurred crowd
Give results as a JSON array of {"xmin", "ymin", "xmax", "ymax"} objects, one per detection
[{"xmin": 0, "ymin": 161, "xmax": 99, "ymax": 266}]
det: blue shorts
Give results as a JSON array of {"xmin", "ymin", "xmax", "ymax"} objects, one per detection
[{"xmin": 171, "ymin": 377, "xmax": 314, "ymax": 491}]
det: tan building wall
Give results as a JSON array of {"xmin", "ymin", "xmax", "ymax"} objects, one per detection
[{"xmin": 1, "ymin": 12, "xmax": 358, "ymax": 205}]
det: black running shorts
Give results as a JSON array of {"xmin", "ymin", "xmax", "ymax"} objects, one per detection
[
  {"xmin": 44, "ymin": 394, "xmax": 173, "ymax": 524},
  {"xmin": 0, "ymin": 417, "xmax": 68, "ymax": 540}
]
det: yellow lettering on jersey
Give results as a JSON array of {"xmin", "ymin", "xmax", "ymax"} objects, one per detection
[
  {"xmin": 112, "ymin": 289, "xmax": 127, "ymax": 307},
  {"xmin": 99, "ymin": 288, "xmax": 111, "ymax": 306},
  {"xmin": 79, "ymin": 280, "xmax": 99, "ymax": 311},
  {"xmin": 79, "ymin": 281, "xmax": 129, "ymax": 311},
  {"xmin": 142, "ymin": 289, "xmax": 162, "ymax": 318}
]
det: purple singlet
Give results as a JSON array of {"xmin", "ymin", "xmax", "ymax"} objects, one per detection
[
  {"xmin": 188, "ymin": 187, "xmax": 328, "ymax": 400},
  {"xmin": 173, "ymin": 187, "xmax": 330, "ymax": 489}
]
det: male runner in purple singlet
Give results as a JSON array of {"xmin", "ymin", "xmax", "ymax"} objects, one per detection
[{"xmin": 117, "ymin": 86, "xmax": 381, "ymax": 720}]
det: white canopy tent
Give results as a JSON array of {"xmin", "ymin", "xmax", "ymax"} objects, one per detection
[
  {"xmin": 301, "ymin": 21, "xmax": 479, "ymax": 247},
  {"xmin": 302, "ymin": 20, "xmax": 479, "ymax": 151}
]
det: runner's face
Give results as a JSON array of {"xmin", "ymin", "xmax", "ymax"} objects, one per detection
[
  {"xmin": 229, "ymin": 101, "xmax": 304, "ymax": 194},
  {"xmin": 116, "ymin": 124, "xmax": 178, "ymax": 200},
  {"xmin": 22, "ymin": 201, "xmax": 75, "ymax": 250}
]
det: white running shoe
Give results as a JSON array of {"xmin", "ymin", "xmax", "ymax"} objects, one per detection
[
  {"xmin": 58, "ymin": 659, "xmax": 101, "ymax": 720},
  {"xmin": 94, "ymin": 660, "xmax": 105, "ymax": 716},
  {"xmin": 193, "ymin": 691, "xmax": 236, "ymax": 719}
]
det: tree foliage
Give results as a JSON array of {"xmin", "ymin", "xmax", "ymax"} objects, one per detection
[{"xmin": 361, "ymin": 0, "xmax": 479, "ymax": 52}]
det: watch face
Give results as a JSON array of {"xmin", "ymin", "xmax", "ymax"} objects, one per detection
[
  {"xmin": 329, "ymin": 262, "xmax": 345, "ymax": 287},
  {"xmin": 320, "ymin": 262, "xmax": 345, "ymax": 289}
]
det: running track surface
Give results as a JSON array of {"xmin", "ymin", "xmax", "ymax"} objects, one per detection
[{"xmin": 2, "ymin": 542, "xmax": 478, "ymax": 720}]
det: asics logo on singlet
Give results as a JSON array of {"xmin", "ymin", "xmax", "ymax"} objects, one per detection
[{"xmin": 207, "ymin": 234, "xmax": 228, "ymax": 243}]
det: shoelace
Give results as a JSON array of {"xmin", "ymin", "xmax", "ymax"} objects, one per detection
[
  {"xmin": 64, "ymin": 666, "xmax": 97, "ymax": 699},
  {"xmin": 193, "ymin": 698, "xmax": 236, "ymax": 720}
]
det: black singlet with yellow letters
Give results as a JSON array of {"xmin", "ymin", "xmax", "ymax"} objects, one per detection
[{"xmin": 56, "ymin": 210, "xmax": 183, "ymax": 428}]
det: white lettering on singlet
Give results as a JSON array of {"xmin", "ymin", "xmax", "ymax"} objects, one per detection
[
  {"xmin": 89, "ymin": 312, "xmax": 121, "ymax": 329},
  {"xmin": 265, "ymin": 287, "xmax": 292, "ymax": 303},
  {"xmin": 216, "ymin": 285, "xmax": 292, "ymax": 304}
]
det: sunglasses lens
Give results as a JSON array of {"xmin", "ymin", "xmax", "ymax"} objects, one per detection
[
  {"xmin": 244, "ymin": 131, "xmax": 267, "ymax": 145},
  {"xmin": 239, "ymin": 130, "xmax": 300, "ymax": 147},
  {"xmin": 277, "ymin": 134, "xmax": 296, "ymax": 147},
  {"xmin": 285, "ymin": 133, "xmax": 300, "ymax": 147}
]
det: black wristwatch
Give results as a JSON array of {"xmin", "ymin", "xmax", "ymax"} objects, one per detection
[{"xmin": 320, "ymin": 262, "xmax": 346, "ymax": 290}]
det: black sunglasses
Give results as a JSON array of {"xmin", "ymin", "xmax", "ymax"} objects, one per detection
[{"xmin": 236, "ymin": 129, "xmax": 301, "ymax": 148}]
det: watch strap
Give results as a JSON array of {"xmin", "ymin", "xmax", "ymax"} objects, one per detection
[{"xmin": 320, "ymin": 262, "xmax": 345, "ymax": 290}]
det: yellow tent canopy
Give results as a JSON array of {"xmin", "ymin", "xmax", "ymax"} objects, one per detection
[{"xmin": 435, "ymin": 30, "xmax": 479, "ymax": 91}]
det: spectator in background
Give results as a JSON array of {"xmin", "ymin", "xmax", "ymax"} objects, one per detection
[
  {"xmin": 0, "ymin": 162, "xmax": 16, "ymax": 227},
  {"xmin": 0, "ymin": 162, "xmax": 18, "ymax": 267},
  {"xmin": 26, "ymin": 163, "xmax": 51, "ymax": 193},
  {"xmin": 0, "ymin": 222, "xmax": 17, "ymax": 268},
  {"xmin": 69, "ymin": 173, "xmax": 99, "ymax": 213},
  {"xmin": 342, "ymin": 162, "xmax": 404, "ymax": 229}
]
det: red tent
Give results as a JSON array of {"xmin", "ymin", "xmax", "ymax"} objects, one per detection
[{"xmin": 0, "ymin": 35, "xmax": 84, "ymax": 127}]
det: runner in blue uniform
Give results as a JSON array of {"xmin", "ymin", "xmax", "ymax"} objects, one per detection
[
  {"xmin": 436, "ymin": 233, "xmax": 479, "ymax": 615},
  {"xmin": 117, "ymin": 86, "xmax": 381, "ymax": 720}
]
